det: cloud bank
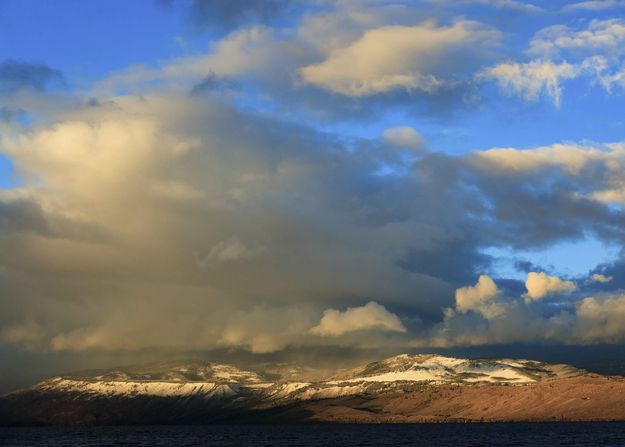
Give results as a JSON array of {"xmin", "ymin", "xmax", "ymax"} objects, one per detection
[{"xmin": 4, "ymin": 1, "xmax": 625, "ymax": 382}]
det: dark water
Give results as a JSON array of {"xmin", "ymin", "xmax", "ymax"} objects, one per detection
[{"xmin": 1, "ymin": 423, "xmax": 625, "ymax": 447}]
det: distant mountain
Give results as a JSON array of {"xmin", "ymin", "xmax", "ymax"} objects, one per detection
[
  {"xmin": 331, "ymin": 354, "xmax": 581, "ymax": 383},
  {"xmin": 2, "ymin": 354, "xmax": 625, "ymax": 425}
]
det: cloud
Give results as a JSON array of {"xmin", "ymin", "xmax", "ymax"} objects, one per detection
[
  {"xmin": 472, "ymin": 143, "xmax": 611, "ymax": 174},
  {"xmin": 524, "ymin": 272, "xmax": 577, "ymax": 301},
  {"xmin": 480, "ymin": 19, "xmax": 625, "ymax": 103},
  {"xmin": 427, "ymin": 0, "xmax": 543, "ymax": 12},
  {"xmin": 0, "ymin": 59, "xmax": 63, "ymax": 93},
  {"xmin": 427, "ymin": 291, "xmax": 625, "ymax": 347},
  {"xmin": 472, "ymin": 0, "xmax": 541, "ymax": 10},
  {"xmin": 310, "ymin": 301, "xmax": 406, "ymax": 337},
  {"xmin": 299, "ymin": 20, "xmax": 500, "ymax": 96},
  {"xmin": 454, "ymin": 274, "xmax": 499, "ymax": 310},
  {"xmin": 422, "ymin": 273, "xmax": 625, "ymax": 347},
  {"xmin": 587, "ymin": 273, "xmax": 613, "ymax": 284},
  {"xmin": 471, "ymin": 142, "xmax": 625, "ymax": 210},
  {"xmin": 5, "ymin": 47, "xmax": 625, "ymax": 360},
  {"xmin": 465, "ymin": 0, "xmax": 542, "ymax": 11},
  {"xmin": 452, "ymin": 275, "xmax": 505, "ymax": 319},
  {"xmin": 382, "ymin": 126, "xmax": 426, "ymax": 153},
  {"xmin": 0, "ymin": 92, "xmax": 461, "ymax": 354},
  {"xmin": 188, "ymin": 0, "xmax": 295, "ymax": 33},
  {"xmin": 563, "ymin": 0, "xmax": 625, "ymax": 12},
  {"xmin": 6, "ymin": 113, "xmax": 625, "ymax": 353},
  {"xmin": 480, "ymin": 60, "xmax": 579, "ymax": 107},
  {"xmin": 96, "ymin": 4, "xmax": 501, "ymax": 120},
  {"xmin": 195, "ymin": 235, "xmax": 266, "ymax": 267},
  {"xmin": 0, "ymin": 106, "xmax": 25, "ymax": 122},
  {"xmin": 574, "ymin": 295, "xmax": 625, "ymax": 342},
  {"xmin": 528, "ymin": 19, "xmax": 625, "ymax": 59}
]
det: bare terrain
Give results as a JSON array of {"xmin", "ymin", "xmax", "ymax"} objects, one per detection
[{"xmin": 267, "ymin": 375, "xmax": 625, "ymax": 422}]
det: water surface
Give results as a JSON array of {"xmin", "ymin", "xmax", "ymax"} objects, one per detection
[{"xmin": 2, "ymin": 422, "xmax": 624, "ymax": 447}]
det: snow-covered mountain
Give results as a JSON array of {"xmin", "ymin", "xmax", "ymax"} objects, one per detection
[
  {"xmin": 0, "ymin": 354, "xmax": 596, "ymax": 425},
  {"xmin": 34, "ymin": 360, "xmax": 271, "ymax": 399},
  {"xmin": 5, "ymin": 354, "xmax": 584, "ymax": 402},
  {"xmin": 255, "ymin": 354, "xmax": 583, "ymax": 403},
  {"xmin": 332, "ymin": 354, "xmax": 581, "ymax": 384},
  {"xmin": 62, "ymin": 360, "xmax": 268, "ymax": 385}
]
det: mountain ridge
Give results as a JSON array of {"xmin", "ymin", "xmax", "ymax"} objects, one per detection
[{"xmin": 3, "ymin": 353, "xmax": 625, "ymax": 425}]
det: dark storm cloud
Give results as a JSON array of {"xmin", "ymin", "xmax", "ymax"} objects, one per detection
[
  {"xmin": 5, "ymin": 0, "xmax": 625, "ymax": 380},
  {"xmin": 4, "ymin": 86, "xmax": 625, "ymax": 358},
  {"xmin": 466, "ymin": 156, "xmax": 625, "ymax": 249},
  {"xmin": 0, "ymin": 59, "xmax": 63, "ymax": 93},
  {"xmin": 0, "ymin": 199, "xmax": 49, "ymax": 235}
]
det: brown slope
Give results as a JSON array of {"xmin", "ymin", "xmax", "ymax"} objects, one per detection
[{"xmin": 268, "ymin": 374, "xmax": 625, "ymax": 423}]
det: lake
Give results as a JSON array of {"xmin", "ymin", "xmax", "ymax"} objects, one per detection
[{"xmin": 2, "ymin": 422, "xmax": 625, "ymax": 446}]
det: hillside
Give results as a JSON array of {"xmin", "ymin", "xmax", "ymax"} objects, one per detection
[{"xmin": 2, "ymin": 354, "xmax": 623, "ymax": 425}]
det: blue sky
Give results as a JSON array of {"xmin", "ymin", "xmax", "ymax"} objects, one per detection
[{"xmin": 4, "ymin": 0, "xmax": 625, "ymax": 385}]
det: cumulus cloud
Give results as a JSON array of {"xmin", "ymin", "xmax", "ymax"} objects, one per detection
[
  {"xmin": 524, "ymin": 272, "xmax": 577, "ymax": 301},
  {"xmin": 480, "ymin": 60, "xmax": 579, "ymax": 107},
  {"xmin": 574, "ymin": 295, "xmax": 625, "ymax": 342},
  {"xmin": 299, "ymin": 20, "xmax": 499, "ymax": 96},
  {"xmin": 95, "ymin": 3, "xmax": 499, "ymax": 119},
  {"xmin": 6, "ymin": 2, "xmax": 625, "ymax": 366},
  {"xmin": 310, "ymin": 301, "xmax": 406, "ymax": 337},
  {"xmin": 4, "ymin": 91, "xmax": 625, "ymax": 355},
  {"xmin": 8, "ymin": 0, "xmax": 625, "ymax": 394},
  {"xmin": 427, "ymin": 291, "xmax": 625, "ymax": 347},
  {"xmin": 0, "ymin": 91, "xmax": 463, "ymax": 355},
  {"xmin": 587, "ymin": 273, "xmax": 613, "ymax": 284},
  {"xmin": 422, "ymin": 273, "xmax": 625, "ymax": 347},
  {"xmin": 452, "ymin": 275, "xmax": 505, "ymax": 319},
  {"xmin": 382, "ymin": 126, "xmax": 426, "ymax": 153},
  {"xmin": 528, "ymin": 19, "xmax": 625, "ymax": 59}
]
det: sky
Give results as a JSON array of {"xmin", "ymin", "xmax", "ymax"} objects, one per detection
[{"xmin": 3, "ymin": 0, "xmax": 625, "ymax": 391}]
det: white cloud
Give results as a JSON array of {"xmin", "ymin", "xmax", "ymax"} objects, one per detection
[
  {"xmin": 300, "ymin": 20, "xmax": 499, "ymax": 96},
  {"xmin": 528, "ymin": 19, "xmax": 625, "ymax": 59},
  {"xmin": 481, "ymin": 60, "xmax": 579, "ymax": 107},
  {"xmin": 583, "ymin": 56, "xmax": 625, "ymax": 93},
  {"xmin": 426, "ymin": 292, "xmax": 625, "ymax": 347},
  {"xmin": 574, "ymin": 295, "xmax": 625, "ymax": 342},
  {"xmin": 469, "ymin": 0, "xmax": 542, "ymax": 10},
  {"xmin": 452, "ymin": 275, "xmax": 505, "ymax": 319},
  {"xmin": 382, "ymin": 126, "xmax": 426, "ymax": 153},
  {"xmin": 587, "ymin": 273, "xmax": 613, "ymax": 284},
  {"xmin": 563, "ymin": 0, "xmax": 625, "ymax": 12},
  {"xmin": 524, "ymin": 272, "xmax": 577, "ymax": 301},
  {"xmin": 310, "ymin": 301, "xmax": 406, "ymax": 337},
  {"xmin": 472, "ymin": 143, "xmax": 615, "ymax": 174},
  {"xmin": 428, "ymin": 0, "xmax": 543, "ymax": 12},
  {"xmin": 480, "ymin": 19, "xmax": 625, "ymax": 104}
]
